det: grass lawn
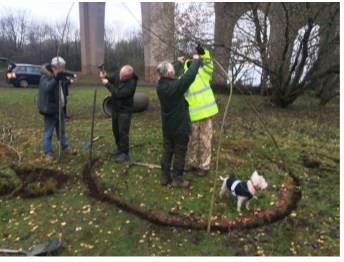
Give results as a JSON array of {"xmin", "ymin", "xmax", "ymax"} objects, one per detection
[{"xmin": 0, "ymin": 85, "xmax": 339, "ymax": 256}]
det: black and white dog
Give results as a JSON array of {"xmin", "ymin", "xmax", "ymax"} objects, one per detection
[{"xmin": 219, "ymin": 170, "xmax": 268, "ymax": 212}]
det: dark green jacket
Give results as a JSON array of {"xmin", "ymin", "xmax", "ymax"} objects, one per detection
[
  {"xmin": 156, "ymin": 59, "xmax": 201, "ymax": 137},
  {"xmin": 105, "ymin": 73, "xmax": 138, "ymax": 113}
]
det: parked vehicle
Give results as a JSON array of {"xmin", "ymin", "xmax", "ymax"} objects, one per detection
[
  {"xmin": 0, "ymin": 57, "xmax": 13, "ymax": 83},
  {"xmin": 1, "ymin": 57, "xmax": 77, "ymax": 88},
  {"xmin": 6, "ymin": 63, "xmax": 42, "ymax": 88}
]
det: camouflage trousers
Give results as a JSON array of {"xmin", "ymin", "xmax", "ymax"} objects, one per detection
[{"xmin": 187, "ymin": 117, "xmax": 213, "ymax": 171}]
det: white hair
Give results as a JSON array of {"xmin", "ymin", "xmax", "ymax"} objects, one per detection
[
  {"xmin": 156, "ymin": 62, "xmax": 175, "ymax": 78},
  {"xmin": 51, "ymin": 56, "xmax": 66, "ymax": 66},
  {"xmin": 120, "ymin": 65, "xmax": 134, "ymax": 76}
]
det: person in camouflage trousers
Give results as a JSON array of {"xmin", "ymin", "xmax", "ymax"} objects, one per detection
[
  {"xmin": 186, "ymin": 117, "xmax": 213, "ymax": 174},
  {"xmin": 184, "ymin": 44, "xmax": 219, "ymax": 177}
]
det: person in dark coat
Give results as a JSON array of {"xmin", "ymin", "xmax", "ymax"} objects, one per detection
[
  {"xmin": 99, "ymin": 65, "xmax": 138, "ymax": 163},
  {"xmin": 156, "ymin": 54, "xmax": 200, "ymax": 188},
  {"xmin": 37, "ymin": 56, "xmax": 77, "ymax": 161}
]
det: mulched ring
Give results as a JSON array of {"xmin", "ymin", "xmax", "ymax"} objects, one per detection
[
  {"xmin": 82, "ymin": 160, "xmax": 302, "ymax": 233},
  {"xmin": 0, "ymin": 166, "xmax": 69, "ymax": 198}
]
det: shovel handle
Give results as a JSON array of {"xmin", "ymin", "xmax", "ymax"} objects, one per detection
[{"xmin": 0, "ymin": 248, "xmax": 26, "ymax": 255}]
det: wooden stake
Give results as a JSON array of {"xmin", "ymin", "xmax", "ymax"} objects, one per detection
[
  {"xmin": 89, "ymin": 88, "xmax": 97, "ymax": 164},
  {"xmin": 55, "ymin": 2, "xmax": 75, "ymax": 162},
  {"xmin": 58, "ymin": 80, "xmax": 62, "ymax": 161},
  {"xmin": 206, "ymin": 66, "xmax": 233, "ymax": 232}
]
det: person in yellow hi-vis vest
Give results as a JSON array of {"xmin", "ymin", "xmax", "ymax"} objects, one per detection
[{"xmin": 184, "ymin": 44, "xmax": 219, "ymax": 177}]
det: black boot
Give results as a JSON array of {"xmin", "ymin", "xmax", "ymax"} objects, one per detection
[
  {"xmin": 112, "ymin": 148, "xmax": 121, "ymax": 156},
  {"xmin": 172, "ymin": 170, "xmax": 190, "ymax": 188},
  {"xmin": 115, "ymin": 153, "xmax": 129, "ymax": 163},
  {"xmin": 160, "ymin": 163, "xmax": 172, "ymax": 186}
]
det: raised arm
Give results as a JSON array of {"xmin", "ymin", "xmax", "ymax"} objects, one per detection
[
  {"xmin": 103, "ymin": 72, "xmax": 119, "ymax": 94},
  {"xmin": 175, "ymin": 58, "xmax": 201, "ymax": 94},
  {"xmin": 109, "ymin": 74, "xmax": 138, "ymax": 98},
  {"xmin": 200, "ymin": 49, "xmax": 214, "ymax": 80},
  {"xmin": 173, "ymin": 61, "xmax": 184, "ymax": 78}
]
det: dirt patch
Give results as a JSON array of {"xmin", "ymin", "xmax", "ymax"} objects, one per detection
[{"xmin": 0, "ymin": 166, "xmax": 68, "ymax": 198}]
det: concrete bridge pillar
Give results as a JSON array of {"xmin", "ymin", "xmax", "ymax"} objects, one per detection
[
  {"xmin": 79, "ymin": 2, "xmax": 105, "ymax": 74},
  {"xmin": 141, "ymin": 2, "xmax": 175, "ymax": 83}
]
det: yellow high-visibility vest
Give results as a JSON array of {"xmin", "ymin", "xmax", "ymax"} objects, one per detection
[{"xmin": 184, "ymin": 49, "xmax": 218, "ymax": 122}]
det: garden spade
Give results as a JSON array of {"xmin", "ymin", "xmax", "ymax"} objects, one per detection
[{"xmin": 0, "ymin": 238, "xmax": 62, "ymax": 256}]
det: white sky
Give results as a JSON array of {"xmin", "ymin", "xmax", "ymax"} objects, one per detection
[{"xmin": 0, "ymin": 0, "xmax": 141, "ymax": 31}]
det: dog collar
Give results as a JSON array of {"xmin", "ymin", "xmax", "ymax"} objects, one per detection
[{"xmin": 249, "ymin": 180, "xmax": 257, "ymax": 194}]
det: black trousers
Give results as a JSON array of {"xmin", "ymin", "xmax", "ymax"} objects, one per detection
[
  {"xmin": 112, "ymin": 112, "xmax": 132, "ymax": 154},
  {"xmin": 161, "ymin": 134, "xmax": 189, "ymax": 176}
]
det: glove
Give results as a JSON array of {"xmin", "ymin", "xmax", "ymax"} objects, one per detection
[
  {"xmin": 196, "ymin": 44, "xmax": 205, "ymax": 55},
  {"xmin": 132, "ymin": 73, "xmax": 139, "ymax": 81},
  {"xmin": 54, "ymin": 72, "xmax": 64, "ymax": 82}
]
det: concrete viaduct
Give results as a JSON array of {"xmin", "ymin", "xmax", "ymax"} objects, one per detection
[{"xmin": 79, "ymin": 2, "xmax": 338, "ymax": 86}]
